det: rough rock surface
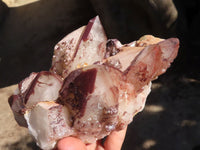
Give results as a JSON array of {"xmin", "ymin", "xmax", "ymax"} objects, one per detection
[{"xmin": 0, "ymin": 85, "xmax": 37, "ymax": 150}]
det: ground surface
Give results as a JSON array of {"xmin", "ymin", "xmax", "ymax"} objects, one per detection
[
  {"xmin": 1, "ymin": 72, "xmax": 200, "ymax": 150},
  {"xmin": 0, "ymin": 0, "xmax": 200, "ymax": 150}
]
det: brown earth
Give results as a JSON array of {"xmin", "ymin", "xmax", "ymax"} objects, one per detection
[{"xmin": 0, "ymin": 0, "xmax": 200, "ymax": 150}]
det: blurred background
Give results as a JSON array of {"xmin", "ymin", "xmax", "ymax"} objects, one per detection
[{"xmin": 0, "ymin": 0, "xmax": 200, "ymax": 149}]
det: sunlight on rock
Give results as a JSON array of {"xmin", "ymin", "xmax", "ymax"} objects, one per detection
[
  {"xmin": 2, "ymin": 0, "xmax": 39, "ymax": 7},
  {"xmin": 151, "ymin": 83, "xmax": 162, "ymax": 90},
  {"xmin": 182, "ymin": 77, "xmax": 200, "ymax": 84},
  {"xmin": 145, "ymin": 105, "xmax": 164, "ymax": 113},
  {"xmin": 142, "ymin": 139, "xmax": 156, "ymax": 149},
  {"xmin": 181, "ymin": 120, "xmax": 197, "ymax": 127}
]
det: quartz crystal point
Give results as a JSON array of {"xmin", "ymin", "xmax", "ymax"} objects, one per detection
[{"xmin": 8, "ymin": 16, "xmax": 179, "ymax": 150}]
